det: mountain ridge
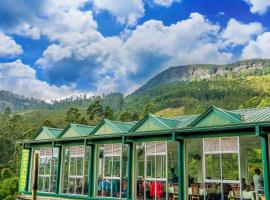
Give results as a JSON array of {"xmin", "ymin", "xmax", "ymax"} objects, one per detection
[
  {"xmin": 1, "ymin": 58, "xmax": 270, "ymax": 113},
  {"xmin": 133, "ymin": 59, "xmax": 270, "ymax": 94}
]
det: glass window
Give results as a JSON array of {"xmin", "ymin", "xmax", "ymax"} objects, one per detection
[
  {"xmin": 96, "ymin": 144, "xmax": 126, "ymax": 198},
  {"xmin": 34, "ymin": 147, "xmax": 59, "ymax": 193},
  {"xmin": 135, "ymin": 141, "xmax": 172, "ymax": 200},
  {"xmin": 61, "ymin": 145, "xmax": 88, "ymax": 195},
  {"xmin": 205, "ymin": 154, "xmax": 221, "ymax": 180}
]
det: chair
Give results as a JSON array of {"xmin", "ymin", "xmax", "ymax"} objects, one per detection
[
  {"xmin": 173, "ymin": 184, "xmax": 179, "ymax": 200},
  {"xmin": 232, "ymin": 185, "xmax": 241, "ymax": 200},
  {"xmin": 191, "ymin": 184, "xmax": 200, "ymax": 200}
]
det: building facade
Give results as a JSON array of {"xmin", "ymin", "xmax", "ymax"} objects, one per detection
[{"xmin": 18, "ymin": 106, "xmax": 270, "ymax": 200}]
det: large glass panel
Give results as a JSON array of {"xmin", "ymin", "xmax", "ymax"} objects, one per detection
[
  {"xmin": 239, "ymin": 136, "xmax": 265, "ymax": 200},
  {"xmin": 34, "ymin": 147, "xmax": 59, "ymax": 193},
  {"xmin": 61, "ymin": 145, "xmax": 86, "ymax": 195},
  {"xmin": 205, "ymin": 154, "xmax": 221, "ymax": 180},
  {"xmin": 96, "ymin": 144, "xmax": 122, "ymax": 198},
  {"xmin": 136, "ymin": 142, "xmax": 145, "ymax": 200},
  {"xmin": 135, "ymin": 142, "xmax": 169, "ymax": 200},
  {"xmin": 222, "ymin": 153, "xmax": 239, "ymax": 181}
]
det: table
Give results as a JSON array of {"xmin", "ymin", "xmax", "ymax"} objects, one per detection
[
  {"xmin": 188, "ymin": 188, "xmax": 205, "ymax": 196},
  {"xmin": 228, "ymin": 190, "xmax": 256, "ymax": 200}
]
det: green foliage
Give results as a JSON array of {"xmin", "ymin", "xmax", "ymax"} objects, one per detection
[
  {"xmin": 87, "ymin": 100, "xmax": 104, "ymax": 120},
  {"xmin": 65, "ymin": 107, "xmax": 81, "ymax": 123},
  {"xmin": 0, "ymin": 176, "xmax": 18, "ymax": 200},
  {"xmin": 104, "ymin": 106, "xmax": 114, "ymax": 120}
]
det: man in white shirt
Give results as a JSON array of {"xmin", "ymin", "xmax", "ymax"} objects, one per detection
[{"xmin": 253, "ymin": 168, "xmax": 263, "ymax": 192}]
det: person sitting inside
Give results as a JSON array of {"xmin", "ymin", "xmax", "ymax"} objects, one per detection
[
  {"xmin": 253, "ymin": 168, "xmax": 263, "ymax": 192},
  {"xmin": 170, "ymin": 168, "xmax": 178, "ymax": 184}
]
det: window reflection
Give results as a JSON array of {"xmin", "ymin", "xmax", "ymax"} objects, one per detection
[{"xmin": 96, "ymin": 144, "xmax": 127, "ymax": 198}]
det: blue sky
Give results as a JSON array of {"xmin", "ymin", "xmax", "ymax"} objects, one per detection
[{"xmin": 0, "ymin": 0, "xmax": 270, "ymax": 100}]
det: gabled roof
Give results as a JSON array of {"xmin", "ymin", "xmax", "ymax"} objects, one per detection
[
  {"xmin": 58, "ymin": 123, "xmax": 95, "ymax": 138},
  {"xmin": 188, "ymin": 106, "xmax": 242, "ymax": 127},
  {"xmin": 129, "ymin": 114, "xmax": 181, "ymax": 133},
  {"xmin": 232, "ymin": 106, "xmax": 270, "ymax": 123},
  {"xmin": 33, "ymin": 127, "xmax": 63, "ymax": 140},
  {"xmin": 91, "ymin": 119, "xmax": 137, "ymax": 135}
]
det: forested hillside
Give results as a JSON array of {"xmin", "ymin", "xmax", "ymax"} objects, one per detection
[{"xmin": 2, "ymin": 59, "xmax": 270, "ymax": 199}]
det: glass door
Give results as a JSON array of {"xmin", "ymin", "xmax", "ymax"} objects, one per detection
[
  {"xmin": 145, "ymin": 142, "xmax": 167, "ymax": 200},
  {"xmin": 98, "ymin": 144, "xmax": 122, "ymax": 198},
  {"xmin": 203, "ymin": 137, "xmax": 241, "ymax": 200}
]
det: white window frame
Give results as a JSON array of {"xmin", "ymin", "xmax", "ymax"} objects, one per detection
[
  {"xmin": 64, "ymin": 145, "xmax": 86, "ymax": 195},
  {"xmin": 203, "ymin": 137, "xmax": 242, "ymax": 200},
  {"xmin": 36, "ymin": 147, "xmax": 58, "ymax": 193}
]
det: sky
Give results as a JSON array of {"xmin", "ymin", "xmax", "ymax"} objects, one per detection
[{"xmin": 0, "ymin": 0, "xmax": 270, "ymax": 101}]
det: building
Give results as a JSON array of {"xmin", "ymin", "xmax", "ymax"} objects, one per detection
[{"xmin": 18, "ymin": 106, "xmax": 270, "ymax": 200}]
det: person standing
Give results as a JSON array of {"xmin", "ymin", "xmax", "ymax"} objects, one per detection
[{"xmin": 253, "ymin": 168, "xmax": 263, "ymax": 192}]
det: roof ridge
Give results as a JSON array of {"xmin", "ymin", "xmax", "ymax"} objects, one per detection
[{"xmin": 70, "ymin": 123, "xmax": 95, "ymax": 128}]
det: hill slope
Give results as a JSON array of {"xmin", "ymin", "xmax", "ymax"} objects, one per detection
[
  {"xmin": 134, "ymin": 59, "xmax": 270, "ymax": 94},
  {"xmin": 126, "ymin": 59, "xmax": 270, "ymax": 115}
]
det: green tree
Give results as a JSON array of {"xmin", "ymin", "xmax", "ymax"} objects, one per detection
[
  {"xmin": 120, "ymin": 111, "xmax": 132, "ymax": 122},
  {"xmin": 65, "ymin": 108, "xmax": 81, "ymax": 123},
  {"xmin": 87, "ymin": 100, "xmax": 104, "ymax": 120},
  {"xmin": 104, "ymin": 106, "xmax": 114, "ymax": 120},
  {"xmin": 42, "ymin": 120, "xmax": 56, "ymax": 127},
  {"xmin": 131, "ymin": 112, "xmax": 140, "ymax": 121},
  {"xmin": 143, "ymin": 103, "xmax": 155, "ymax": 116}
]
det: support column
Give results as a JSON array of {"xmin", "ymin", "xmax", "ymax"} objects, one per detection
[
  {"xmin": 88, "ymin": 144, "xmax": 96, "ymax": 197},
  {"xmin": 261, "ymin": 134, "xmax": 270, "ymax": 200},
  {"xmin": 127, "ymin": 142, "xmax": 134, "ymax": 200},
  {"xmin": 55, "ymin": 146, "xmax": 62, "ymax": 194},
  {"xmin": 177, "ymin": 139, "xmax": 184, "ymax": 200},
  {"xmin": 25, "ymin": 148, "xmax": 32, "ymax": 192}
]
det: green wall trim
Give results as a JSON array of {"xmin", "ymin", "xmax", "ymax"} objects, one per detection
[
  {"xmin": 55, "ymin": 146, "xmax": 62, "ymax": 194},
  {"xmin": 127, "ymin": 143, "xmax": 133, "ymax": 199},
  {"xmin": 261, "ymin": 134, "xmax": 270, "ymax": 200},
  {"xmin": 91, "ymin": 145, "xmax": 97, "ymax": 197},
  {"xmin": 24, "ymin": 148, "xmax": 32, "ymax": 192},
  {"xmin": 88, "ymin": 144, "xmax": 95, "ymax": 197},
  {"xmin": 177, "ymin": 140, "xmax": 184, "ymax": 200},
  {"xmin": 22, "ymin": 191, "xmax": 125, "ymax": 199}
]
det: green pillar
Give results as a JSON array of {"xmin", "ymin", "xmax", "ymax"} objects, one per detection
[
  {"xmin": 177, "ymin": 140, "xmax": 184, "ymax": 200},
  {"xmin": 88, "ymin": 144, "xmax": 95, "ymax": 197},
  {"xmin": 127, "ymin": 142, "xmax": 134, "ymax": 200},
  {"xmin": 88, "ymin": 144, "xmax": 98, "ymax": 197},
  {"xmin": 25, "ymin": 148, "xmax": 32, "ymax": 192},
  {"xmin": 261, "ymin": 134, "xmax": 270, "ymax": 200},
  {"xmin": 55, "ymin": 146, "xmax": 62, "ymax": 194}
]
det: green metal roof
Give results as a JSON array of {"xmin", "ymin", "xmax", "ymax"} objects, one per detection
[
  {"xmin": 29, "ymin": 106, "xmax": 270, "ymax": 142},
  {"xmin": 91, "ymin": 119, "xmax": 137, "ymax": 135},
  {"xmin": 33, "ymin": 127, "xmax": 63, "ymax": 140},
  {"xmin": 232, "ymin": 106, "xmax": 270, "ymax": 123},
  {"xmin": 58, "ymin": 123, "xmax": 95, "ymax": 138}
]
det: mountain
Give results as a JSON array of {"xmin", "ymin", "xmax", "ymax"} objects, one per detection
[
  {"xmin": 134, "ymin": 59, "xmax": 270, "ymax": 94},
  {"xmin": 0, "ymin": 90, "xmax": 50, "ymax": 112},
  {"xmin": 0, "ymin": 90, "xmax": 125, "ymax": 113},
  {"xmin": 126, "ymin": 59, "xmax": 270, "ymax": 115}
]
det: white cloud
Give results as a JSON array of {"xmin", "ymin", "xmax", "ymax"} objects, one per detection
[
  {"xmin": 244, "ymin": 0, "xmax": 270, "ymax": 14},
  {"xmin": 0, "ymin": 60, "xmax": 85, "ymax": 101},
  {"xmin": 241, "ymin": 32, "xmax": 270, "ymax": 59},
  {"xmin": 152, "ymin": 0, "xmax": 180, "ymax": 7},
  {"xmin": 0, "ymin": 32, "xmax": 23, "ymax": 58},
  {"xmin": 8, "ymin": 23, "xmax": 41, "ymax": 40},
  {"xmin": 92, "ymin": 0, "xmax": 144, "ymax": 26},
  {"xmin": 37, "ymin": 13, "xmax": 233, "ymax": 96},
  {"xmin": 221, "ymin": 18, "xmax": 263, "ymax": 47}
]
